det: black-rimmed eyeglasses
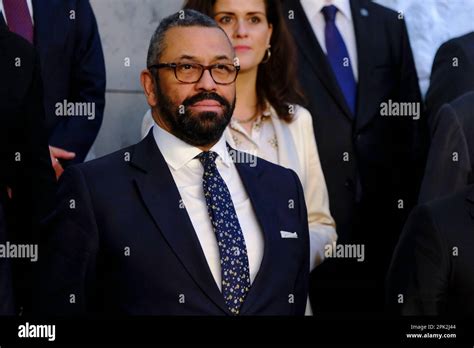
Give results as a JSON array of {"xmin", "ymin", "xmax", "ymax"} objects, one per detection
[{"xmin": 148, "ymin": 62, "xmax": 240, "ymax": 85}]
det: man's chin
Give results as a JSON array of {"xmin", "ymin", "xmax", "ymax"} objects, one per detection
[
  {"xmin": 189, "ymin": 110, "xmax": 224, "ymax": 121},
  {"xmin": 188, "ymin": 105, "xmax": 224, "ymax": 115},
  {"xmin": 173, "ymin": 120, "xmax": 229, "ymax": 147}
]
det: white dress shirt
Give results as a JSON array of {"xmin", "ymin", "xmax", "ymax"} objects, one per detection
[
  {"xmin": 0, "ymin": 0, "xmax": 34, "ymax": 24},
  {"xmin": 301, "ymin": 0, "xmax": 358, "ymax": 81},
  {"xmin": 152, "ymin": 123, "xmax": 264, "ymax": 292}
]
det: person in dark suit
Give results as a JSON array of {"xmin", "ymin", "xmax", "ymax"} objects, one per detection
[
  {"xmin": 425, "ymin": 32, "xmax": 474, "ymax": 121},
  {"xmin": 281, "ymin": 0, "xmax": 425, "ymax": 313},
  {"xmin": 1, "ymin": 0, "xmax": 106, "ymax": 177},
  {"xmin": 387, "ymin": 184, "xmax": 474, "ymax": 317},
  {"xmin": 419, "ymin": 91, "xmax": 474, "ymax": 204},
  {"xmin": 0, "ymin": 16, "xmax": 56, "ymax": 314},
  {"xmin": 35, "ymin": 10, "xmax": 310, "ymax": 316}
]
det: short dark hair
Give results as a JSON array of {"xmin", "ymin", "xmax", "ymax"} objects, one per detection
[
  {"xmin": 146, "ymin": 9, "xmax": 231, "ymax": 68},
  {"xmin": 183, "ymin": 0, "xmax": 306, "ymax": 122}
]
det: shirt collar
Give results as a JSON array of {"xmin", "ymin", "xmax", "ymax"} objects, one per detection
[
  {"xmin": 152, "ymin": 121, "xmax": 232, "ymax": 171},
  {"xmin": 301, "ymin": 0, "xmax": 353, "ymax": 22}
]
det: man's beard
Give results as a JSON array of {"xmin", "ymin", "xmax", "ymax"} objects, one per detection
[{"xmin": 155, "ymin": 84, "xmax": 235, "ymax": 147}]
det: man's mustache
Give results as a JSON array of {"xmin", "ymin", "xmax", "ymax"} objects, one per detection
[{"xmin": 182, "ymin": 92, "xmax": 230, "ymax": 109}]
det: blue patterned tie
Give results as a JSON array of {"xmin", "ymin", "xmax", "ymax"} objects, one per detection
[
  {"xmin": 198, "ymin": 151, "xmax": 251, "ymax": 315},
  {"xmin": 322, "ymin": 5, "xmax": 357, "ymax": 116}
]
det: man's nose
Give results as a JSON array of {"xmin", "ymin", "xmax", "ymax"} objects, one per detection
[{"xmin": 195, "ymin": 69, "xmax": 217, "ymax": 91}]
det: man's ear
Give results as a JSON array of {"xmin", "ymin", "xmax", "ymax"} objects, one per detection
[{"xmin": 140, "ymin": 69, "xmax": 158, "ymax": 107}]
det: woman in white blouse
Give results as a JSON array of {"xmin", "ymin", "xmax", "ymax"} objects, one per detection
[{"xmin": 143, "ymin": 0, "xmax": 336, "ymax": 278}]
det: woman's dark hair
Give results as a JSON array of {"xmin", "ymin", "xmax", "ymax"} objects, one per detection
[{"xmin": 183, "ymin": 0, "xmax": 306, "ymax": 122}]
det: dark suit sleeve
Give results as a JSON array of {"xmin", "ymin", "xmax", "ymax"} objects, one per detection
[
  {"xmin": 34, "ymin": 165, "xmax": 99, "ymax": 315},
  {"xmin": 386, "ymin": 204, "xmax": 450, "ymax": 315},
  {"xmin": 425, "ymin": 40, "xmax": 474, "ymax": 120},
  {"xmin": 418, "ymin": 104, "xmax": 471, "ymax": 204},
  {"xmin": 48, "ymin": 0, "xmax": 106, "ymax": 163},
  {"xmin": 290, "ymin": 169, "xmax": 310, "ymax": 316}
]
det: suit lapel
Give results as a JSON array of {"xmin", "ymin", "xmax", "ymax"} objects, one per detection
[
  {"xmin": 352, "ymin": 0, "xmax": 378, "ymax": 131},
  {"xmin": 32, "ymin": 0, "xmax": 49, "ymax": 48},
  {"xmin": 130, "ymin": 132, "xmax": 231, "ymax": 315},
  {"xmin": 232, "ymin": 154, "xmax": 280, "ymax": 315},
  {"xmin": 285, "ymin": 0, "xmax": 353, "ymax": 121},
  {"xmin": 32, "ymin": 0, "xmax": 70, "ymax": 49}
]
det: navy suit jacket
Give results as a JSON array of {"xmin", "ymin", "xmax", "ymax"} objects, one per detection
[
  {"xmin": 33, "ymin": 0, "xmax": 106, "ymax": 164},
  {"xmin": 35, "ymin": 131, "xmax": 310, "ymax": 315}
]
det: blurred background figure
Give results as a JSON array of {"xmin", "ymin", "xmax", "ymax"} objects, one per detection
[
  {"xmin": 418, "ymin": 90, "xmax": 474, "ymax": 204},
  {"xmin": 0, "ymin": 15, "xmax": 56, "ymax": 314},
  {"xmin": 0, "ymin": 0, "xmax": 106, "ymax": 178},
  {"xmin": 388, "ymin": 181, "xmax": 474, "ymax": 317},
  {"xmin": 418, "ymin": 31, "xmax": 474, "ymax": 204},
  {"xmin": 424, "ymin": 32, "xmax": 474, "ymax": 120},
  {"xmin": 281, "ymin": 0, "xmax": 424, "ymax": 314}
]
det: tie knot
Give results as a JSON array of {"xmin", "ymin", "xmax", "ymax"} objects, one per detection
[
  {"xmin": 197, "ymin": 151, "xmax": 218, "ymax": 167},
  {"xmin": 322, "ymin": 5, "xmax": 338, "ymax": 22}
]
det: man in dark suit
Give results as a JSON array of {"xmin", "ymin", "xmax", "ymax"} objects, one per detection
[
  {"xmin": 35, "ymin": 10, "xmax": 310, "ymax": 316},
  {"xmin": 387, "ymin": 183, "xmax": 474, "ymax": 317},
  {"xmin": 281, "ymin": 0, "xmax": 425, "ymax": 313},
  {"xmin": 1, "ymin": 0, "xmax": 106, "ymax": 177},
  {"xmin": 0, "ymin": 16, "xmax": 56, "ymax": 313},
  {"xmin": 425, "ymin": 32, "xmax": 474, "ymax": 121}
]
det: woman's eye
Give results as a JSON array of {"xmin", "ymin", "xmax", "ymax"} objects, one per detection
[
  {"xmin": 250, "ymin": 16, "xmax": 261, "ymax": 24},
  {"xmin": 219, "ymin": 16, "xmax": 233, "ymax": 24}
]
